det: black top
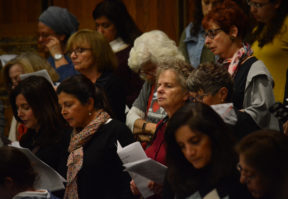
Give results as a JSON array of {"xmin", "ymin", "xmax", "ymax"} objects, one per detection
[
  {"xmin": 233, "ymin": 109, "xmax": 260, "ymax": 141},
  {"xmin": 95, "ymin": 72, "xmax": 126, "ymax": 123},
  {"xmin": 77, "ymin": 119, "xmax": 135, "ymax": 199},
  {"xmin": 20, "ymin": 127, "xmax": 71, "ymax": 178},
  {"xmin": 233, "ymin": 57, "xmax": 257, "ymax": 110}
]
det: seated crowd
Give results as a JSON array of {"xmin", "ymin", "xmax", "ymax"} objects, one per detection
[{"xmin": 0, "ymin": 0, "xmax": 288, "ymax": 199}]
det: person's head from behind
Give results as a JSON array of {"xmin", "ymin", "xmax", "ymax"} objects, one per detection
[
  {"xmin": 10, "ymin": 76, "xmax": 62, "ymax": 131},
  {"xmin": 3, "ymin": 52, "xmax": 59, "ymax": 91},
  {"xmin": 165, "ymin": 103, "xmax": 235, "ymax": 192},
  {"xmin": 156, "ymin": 60, "xmax": 192, "ymax": 117},
  {"xmin": 187, "ymin": 62, "xmax": 233, "ymax": 105},
  {"xmin": 92, "ymin": 0, "xmax": 141, "ymax": 44},
  {"xmin": 57, "ymin": 74, "xmax": 112, "ymax": 128},
  {"xmin": 128, "ymin": 30, "xmax": 185, "ymax": 82},
  {"xmin": 66, "ymin": 29, "xmax": 117, "ymax": 76},
  {"xmin": 236, "ymin": 130, "xmax": 288, "ymax": 199},
  {"xmin": 202, "ymin": 0, "xmax": 248, "ymax": 59},
  {"xmin": 0, "ymin": 146, "xmax": 36, "ymax": 199},
  {"xmin": 38, "ymin": 6, "xmax": 79, "ymax": 52}
]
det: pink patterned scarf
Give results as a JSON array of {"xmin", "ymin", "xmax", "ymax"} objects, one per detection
[
  {"xmin": 219, "ymin": 43, "xmax": 253, "ymax": 78},
  {"xmin": 64, "ymin": 109, "xmax": 110, "ymax": 199}
]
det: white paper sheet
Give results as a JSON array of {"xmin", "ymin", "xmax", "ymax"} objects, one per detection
[
  {"xmin": 10, "ymin": 141, "xmax": 66, "ymax": 191},
  {"xmin": 123, "ymin": 158, "xmax": 167, "ymax": 184},
  {"xmin": 20, "ymin": 69, "xmax": 54, "ymax": 85},
  {"xmin": 117, "ymin": 141, "xmax": 154, "ymax": 198}
]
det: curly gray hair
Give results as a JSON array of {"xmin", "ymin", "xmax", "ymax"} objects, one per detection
[
  {"xmin": 128, "ymin": 30, "xmax": 185, "ymax": 73},
  {"xmin": 156, "ymin": 60, "xmax": 194, "ymax": 91}
]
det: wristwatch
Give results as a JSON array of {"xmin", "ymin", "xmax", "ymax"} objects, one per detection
[{"xmin": 53, "ymin": 53, "xmax": 63, "ymax": 61}]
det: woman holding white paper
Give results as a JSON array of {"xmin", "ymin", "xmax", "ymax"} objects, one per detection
[
  {"xmin": 57, "ymin": 74, "xmax": 135, "ymax": 199},
  {"xmin": 9, "ymin": 76, "xmax": 70, "ymax": 179},
  {"xmin": 163, "ymin": 102, "xmax": 253, "ymax": 199},
  {"xmin": 130, "ymin": 60, "xmax": 193, "ymax": 198}
]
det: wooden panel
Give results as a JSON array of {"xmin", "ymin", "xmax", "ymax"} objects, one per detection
[
  {"xmin": 0, "ymin": 0, "xmax": 41, "ymax": 36},
  {"xmin": 0, "ymin": 0, "xmax": 197, "ymax": 50}
]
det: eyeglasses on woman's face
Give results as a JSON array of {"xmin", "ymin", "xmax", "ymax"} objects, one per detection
[
  {"xmin": 68, "ymin": 47, "xmax": 92, "ymax": 56},
  {"xmin": 204, "ymin": 28, "xmax": 222, "ymax": 39},
  {"xmin": 247, "ymin": 0, "xmax": 271, "ymax": 8},
  {"xmin": 237, "ymin": 162, "xmax": 257, "ymax": 183},
  {"xmin": 189, "ymin": 93, "xmax": 209, "ymax": 103}
]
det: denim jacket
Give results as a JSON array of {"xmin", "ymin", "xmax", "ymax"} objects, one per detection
[{"xmin": 179, "ymin": 23, "xmax": 215, "ymax": 68}]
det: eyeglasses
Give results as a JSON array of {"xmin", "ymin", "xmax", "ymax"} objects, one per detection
[
  {"xmin": 68, "ymin": 48, "xmax": 92, "ymax": 56},
  {"xmin": 247, "ymin": 0, "xmax": 271, "ymax": 8},
  {"xmin": 189, "ymin": 94, "xmax": 209, "ymax": 102},
  {"xmin": 205, "ymin": 28, "xmax": 222, "ymax": 39},
  {"xmin": 139, "ymin": 67, "xmax": 157, "ymax": 77},
  {"xmin": 237, "ymin": 163, "xmax": 257, "ymax": 183}
]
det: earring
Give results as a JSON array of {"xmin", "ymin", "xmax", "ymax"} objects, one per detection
[
  {"xmin": 230, "ymin": 36, "xmax": 235, "ymax": 41},
  {"xmin": 89, "ymin": 112, "xmax": 92, "ymax": 116}
]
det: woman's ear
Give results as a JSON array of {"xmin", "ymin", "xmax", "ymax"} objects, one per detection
[
  {"xmin": 87, "ymin": 97, "xmax": 95, "ymax": 111},
  {"xmin": 218, "ymin": 87, "xmax": 228, "ymax": 103},
  {"xmin": 229, "ymin": 25, "xmax": 238, "ymax": 38}
]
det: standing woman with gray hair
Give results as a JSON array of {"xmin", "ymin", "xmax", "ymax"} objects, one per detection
[
  {"xmin": 38, "ymin": 6, "xmax": 79, "ymax": 81},
  {"xmin": 126, "ymin": 30, "xmax": 186, "ymax": 141}
]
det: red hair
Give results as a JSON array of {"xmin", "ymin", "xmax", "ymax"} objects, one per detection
[{"xmin": 202, "ymin": 0, "xmax": 248, "ymax": 40}]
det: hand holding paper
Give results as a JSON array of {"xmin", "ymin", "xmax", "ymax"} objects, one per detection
[{"xmin": 117, "ymin": 141, "xmax": 167, "ymax": 198}]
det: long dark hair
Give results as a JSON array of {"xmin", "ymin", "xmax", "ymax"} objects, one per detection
[
  {"xmin": 92, "ymin": 0, "xmax": 141, "ymax": 45},
  {"xmin": 165, "ymin": 102, "xmax": 236, "ymax": 197},
  {"xmin": 10, "ymin": 76, "xmax": 67, "ymax": 146},
  {"xmin": 56, "ymin": 74, "xmax": 113, "ymax": 116},
  {"xmin": 249, "ymin": 0, "xmax": 288, "ymax": 47},
  {"xmin": 0, "ymin": 146, "xmax": 36, "ymax": 189}
]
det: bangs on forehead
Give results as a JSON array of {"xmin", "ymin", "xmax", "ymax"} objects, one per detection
[{"xmin": 70, "ymin": 33, "xmax": 90, "ymax": 49}]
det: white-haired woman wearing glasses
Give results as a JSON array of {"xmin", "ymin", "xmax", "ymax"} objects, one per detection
[{"xmin": 126, "ymin": 30, "xmax": 185, "ymax": 142}]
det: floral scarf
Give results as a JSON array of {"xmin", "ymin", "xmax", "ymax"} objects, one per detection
[
  {"xmin": 218, "ymin": 43, "xmax": 253, "ymax": 78},
  {"xmin": 64, "ymin": 109, "xmax": 110, "ymax": 199}
]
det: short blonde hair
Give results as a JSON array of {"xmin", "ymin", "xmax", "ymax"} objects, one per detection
[
  {"xmin": 66, "ymin": 29, "xmax": 117, "ymax": 73},
  {"xmin": 3, "ymin": 52, "xmax": 59, "ymax": 90},
  {"xmin": 128, "ymin": 30, "xmax": 185, "ymax": 73}
]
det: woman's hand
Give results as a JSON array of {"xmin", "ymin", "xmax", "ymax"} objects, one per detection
[
  {"xmin": 130, "ymin": 180, "xmax": 140, "ymax": 195},
  {"xmin": 148, "ymin": 181, "xmax": 162, "ymax": 195},
  {"xmin": 46, "ymin": 36, "xmax": 63, "ymax": 57}
]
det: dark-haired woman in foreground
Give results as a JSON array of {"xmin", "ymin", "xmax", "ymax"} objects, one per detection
[
  {"xmin": 163, "ymin": 102, "xmax": 253, "ymax": 199},
  {"xmin": 10, "ymin": 76, "xmax": 71, "ymax": 177},
  {"xmin": 57, "ymin": 74, "xmax": 135, "ymax": 199}
]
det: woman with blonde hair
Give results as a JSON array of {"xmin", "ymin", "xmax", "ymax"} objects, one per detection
[
  {"xmin": 66, "ymin": 29, "xmax": 126, "ymax": 122},
  {"xmin": 3, "ymin": 52, "xmax": 59, "ymax": 91},
  {"xmin": 2, "ymin": 52, "xmax": 59, "ymax": 142}
]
